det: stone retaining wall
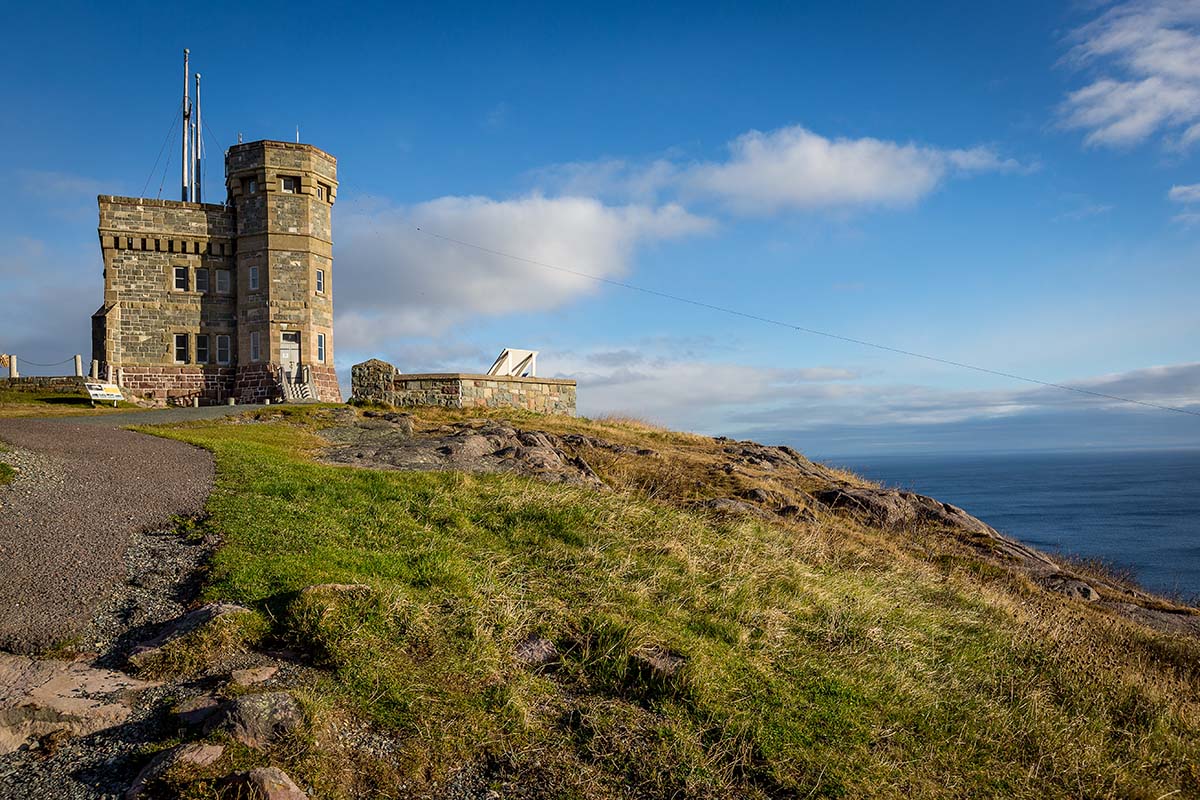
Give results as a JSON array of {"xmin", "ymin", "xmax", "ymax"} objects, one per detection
[
  {"xmin": 1, "ymin": 376, "xmax": 85, "ymax": 393},
  {"xmin": 351, "ymin": 359, "xmax": 575, "ymax": 415}
]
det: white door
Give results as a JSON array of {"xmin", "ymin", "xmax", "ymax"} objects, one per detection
[{"xmin": 280, "ymin": 331, "xmax": 301, "ymax": 379}]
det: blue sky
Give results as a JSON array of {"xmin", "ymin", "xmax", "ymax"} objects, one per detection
[{"xmin": 1, "ymin": 0, "xmax": 1198, "ymax": 455}]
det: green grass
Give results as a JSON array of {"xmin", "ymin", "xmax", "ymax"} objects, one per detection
[
  {"xmin": 0, "ymin": 386, "xmax": 135, "ymax": 417},
  {"xmin": 0, "ymin": 462, "xmax": 14, "ymax": 485},
  {"xmin": 149, "ymin": 412, "xmax": 1200, "ymax": 799}
]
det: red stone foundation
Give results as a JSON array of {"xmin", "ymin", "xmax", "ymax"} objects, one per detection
[
  {"xmin": 119, "ymin": 366, "xmax": 237, "ymax": 405},
  {"xmin": 233, "ymin": 363, "xmax": 280, "ymax": 403}
]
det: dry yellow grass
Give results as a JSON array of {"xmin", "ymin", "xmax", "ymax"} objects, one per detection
[{"xmin": 146, "ymin": 406, "xmax": 1200, "ymax": 799}]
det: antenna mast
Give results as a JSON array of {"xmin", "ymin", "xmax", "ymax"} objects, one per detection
[
  {"xmin": 194, "ymin": 73, "xmax": 202, "ymax": 203},
  {"xmin": 181, "ymin": 49, "xmax": 190, "ymax": 202}
]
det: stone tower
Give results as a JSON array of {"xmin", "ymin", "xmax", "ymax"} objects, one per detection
[
  {"xmin": 225, "ymin": 141, "xmax": 340, "ymax": 402},
  {"xmin": 92, "ymin": 140, "xmax": 342, "ymax": 405}
]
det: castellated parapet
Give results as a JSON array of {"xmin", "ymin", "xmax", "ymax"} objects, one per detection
[{"xmin": 92, "ymin": 140, "xmax": 341, "ymax": 404}]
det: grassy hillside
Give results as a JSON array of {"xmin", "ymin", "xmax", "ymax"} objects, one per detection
[{"xmin": 146, "ymin": 407, "xmax": 1200, "ymax": 799}]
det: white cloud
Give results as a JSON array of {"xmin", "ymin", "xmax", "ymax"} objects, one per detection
[
  {"xmin": 334, "ymin": 194, "xmax": 712, "ymax": 351},
  {"xmin": 1169, "ymin": 182, "xmax": 1200, "ymax": 202},
  {"xmin": 684, "ymin": 126, "xmax": 1015, "ymax": 213},
  {"xmin": 553, "ymin": 350, "xmax": 1200, "ymax": 437},
  {"xmin": 1060, "ymin": 1, "xmax": 1200, "ymax": 148},
  {"xmin": 536, "ymin": 126, "xmax": 1019, "ymax": 217},
  {"xmin": 530, "ymin": 158, "xmax": 679, "ymax": 203}
]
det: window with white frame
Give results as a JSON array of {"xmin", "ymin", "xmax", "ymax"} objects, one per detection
[
  {"xmin": 173, "ymin": 333, "xmax": 188, "ymax": 363},
  {"xmin": 249, "ymin": 265, "xmax": 259, "ymax": 291},
  {"xmin": 173, "ymin": 266, "xmax": 188, "ymax": 291},
  {"xmin": 316, "ymin": 269, "xmax": 325, "ymax": 294},
  {"xmin": 281, "ymin": 176, "xmax": 300, "ymax": 193},
  {"xmin": 216, "ymin": 269, "xmax": 230, "ymax": 293},
  {"xmin": 244, "ymin": 177, "xmax": 258, "ymax": 195},
  {"xmin": 317, "ymin": 333, "xmax": 326, "ymax": 363},
  {"xmin": 216, "ymin": 335, "xmax": 231, "ymax": 364},
  {"xmin": 316, "ymin": 184, "xmax": 325, "ymax": 201},
  {"xmin": 196, "ymin": 334, "xmax": 210, "ymax": 364},
  {"xmin": 250, "ymin": 331, "xmax": 261, "ymax": 362},
  {"xmin": 195, "ymin": 268, "xmax": 209, "ymax": 293}
]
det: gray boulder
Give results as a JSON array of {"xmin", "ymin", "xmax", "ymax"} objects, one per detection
[{"xmin": 205, "ymin": 691, "xmax": 304, "ymax": 750}]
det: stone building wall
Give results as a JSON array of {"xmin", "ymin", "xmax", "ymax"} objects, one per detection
[
  {"xmin": 119, "ymin": 366, "xmax": 237, "ymax": 404},
  {"xmin": 350, "ymin": 359, "xmax": 576, "ymax": 415},
  {"xmin": 225, "ymin": 141, "xmax": 339, "ymax": 402},
  {"xmin": 93, "ymin": 140, "xmax": 342, "ymax": 405},
  {"xmin": 95, "ymin": 196, "xmax": 238, "ymax": 402}
]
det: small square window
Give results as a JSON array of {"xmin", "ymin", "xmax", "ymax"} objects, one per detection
[
  {"xmin": 317, "ymin": 333, "xmax": 326, "ymax": 363},
  {"xmin": 249, "ymin": 265, "xmax": 259, "ymax": 291},
  {"xmin": 173, "ymin": 333, "xmax": 188, "ymax": 363},
  {"xmin": 243, "ymin": 177, "xmax": 258, "ymax": 195},
  {"xmin": 316, "ymin": 184, "xmax": 326, "ymax": 201},
  {"xmin": 316, "ymin": 269, "xmax": 325, "ymax": 294},
  {"xmin": 195, "ymin": 268, "xmax": 209, "ymax": 293},
  {"xmin": 215, "ymin": 269, "xmax": 230, "ymax": 293},
  {"xmin": 281, "ymin": 176, "xmax": 299, "ymax": 193},
  {"xmin": 250, "ymin": 331, "xmax": 261, "ymax": 362},
  {"xmin": 173, "ymin": 266, "xmax": 188, "ymax": 291},
  {"xmin": 196, "ymin": 334, "xmax": 210, "ymax": 364},
  {"xmin": 216, "ymin": 335, "xmax": 231, "ymax": 364}
]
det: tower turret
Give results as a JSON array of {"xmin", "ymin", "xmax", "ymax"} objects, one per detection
[{"xmin": 225, "ymin": 140, "xmax": 340, "ymax": 401}]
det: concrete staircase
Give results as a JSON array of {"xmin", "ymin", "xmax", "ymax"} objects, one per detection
[{"xmin": 280, "ymin": 371, "xmax": 317, "ymax": 403}]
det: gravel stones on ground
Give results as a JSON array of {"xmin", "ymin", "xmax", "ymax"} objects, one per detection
[
  {"xmin": 85, "ymin": 521, "xmax": 214, "ymax": 663},
  {"xmin": 0, "ymin": 444, "xmax": 67, "ymax": 514},
  {"xmin": 0, "ymin": 418, "xmax": 215, "ymax": 654}
]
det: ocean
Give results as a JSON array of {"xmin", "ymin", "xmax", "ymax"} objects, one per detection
[{"xmin": 828, "ymin": 449, "xmax": 1200, "ymax": 601}]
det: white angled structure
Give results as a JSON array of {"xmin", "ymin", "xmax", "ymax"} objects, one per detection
[{"xmin": 487, "ymin": 348, "xmax": 538, "ymax": 378}]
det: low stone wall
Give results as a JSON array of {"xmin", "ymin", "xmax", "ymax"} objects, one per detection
[
  {"xmin": 1, "ymin": 376, "xmax": 85, "ymax": 393},
  {"xmin": 351, "ymin": 359, "xmax": 576, "ymax": 415}
]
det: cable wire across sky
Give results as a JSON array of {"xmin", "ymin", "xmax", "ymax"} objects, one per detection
[{"xmin": 413, "ymin": 226, "xmax": 1199, "ymax": 418}]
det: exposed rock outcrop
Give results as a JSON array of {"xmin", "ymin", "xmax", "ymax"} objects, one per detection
[
  {"xmin": 0, "ymin": 654, "xmax": 157, "ymax": 755},
  {"xmin": 321, "ymin": 415, "xmax": 604, "ymax": 486}
]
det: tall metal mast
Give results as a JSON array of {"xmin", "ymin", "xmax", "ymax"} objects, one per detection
[
  {"xmin": 194, "ymin": 73, "xmax": 202, "ymax": 203},
  {"xmin": 181, "ymin": 48, "xmax": 190, "ymax": 202}
]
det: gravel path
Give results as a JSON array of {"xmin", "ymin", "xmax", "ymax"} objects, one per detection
[{"xmin": 0, "ymin": 410, "xmax": 236, "ymax": 654}]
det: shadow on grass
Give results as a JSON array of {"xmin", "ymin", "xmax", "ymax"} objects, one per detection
[{"xmin": 34, "ymin": 396, "xmax": 95, "ymax": 406}]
